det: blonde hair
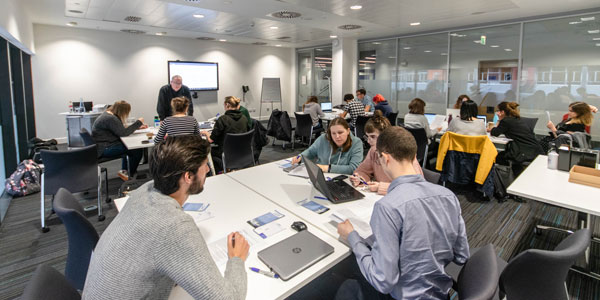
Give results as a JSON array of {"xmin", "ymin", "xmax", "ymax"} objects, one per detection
[
  {"xmin": 497, "ymin": 101, "xmax": 520, "ymax": 118},
  {"xmin": 171, "ymin": 97, "xmax": 190, "ymax": 114},
  {"xmin": 570, "ymin": 102, "xmax": 593, "ymax": 126},
  {"xmin": 224, "ymin": 96, "xmax": 241, "ymax": 109},
  {"xmin": 365, "ymin": 110, "xmax": 391, "ymax": 133},
  {"xmin": 108, "ymin": 100, "xmax": 131, "ymax": 124}
]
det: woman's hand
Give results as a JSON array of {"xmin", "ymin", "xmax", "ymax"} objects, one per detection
[
  {"xmin": 547, "ymin": 121, "xmax": 556, "ymax": 132},
  {"xmin": 368, "ymin": 182, "xmax": 380, "ymax": 192},
  {"xmin": 139, "ymin": 124, "xmax": 148, "ymax": 129},
  {"xmin": 291, "ymin": 156, "xmax": 302, "ymax": 165},
  {"xmin": 317, "ymin": 164, "xmax": 329, "ymax": 173},
  {"xmin": 350, "ymin": 174, "xmax": 361, "ymax": 186},
  {"xmin": 590, "ymin": 105, "xmax": 598, "ymax": 113},
  {"xmin": 137, "ymin": 117, "xmax": 145, "ymax": 123}
]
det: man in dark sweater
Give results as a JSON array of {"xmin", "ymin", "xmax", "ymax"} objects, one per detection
[{"xmin": 157, "ymin": 75, "xmax": 193, "ymax": 120}]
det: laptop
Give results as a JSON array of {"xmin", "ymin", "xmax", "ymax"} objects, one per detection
[
  {"xmin": 303, "ymin": 155, "xmax": 364, "ymax": 203},
  {"xmin": 424, "ymin": 113, "xmax": 436, "ymax": 125},
  {"xmin": 257, "ymin": 230, "xmax": 334, "ymax": 281},
  {"xmin": 477, "ymin": 115, "xmax": 487, "ymax": 124},
  {"xmin": 320, "ymin": 102, "xmax": 333, "ymax": 112}
]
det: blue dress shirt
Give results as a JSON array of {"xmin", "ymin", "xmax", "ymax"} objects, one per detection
[
  {"xmin": 361, "ymin": 95, "xmax": 375, "ymax": 112},
  {"xmin": 347, "ymin": 175, "xmax": 469, "ymax": 299}
]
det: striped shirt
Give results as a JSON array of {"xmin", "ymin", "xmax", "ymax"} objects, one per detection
[
  {"xmin": 345, "ymin": 100, "xmax": 366, "ymax": 128},
  {"xmin": 154, "ymin": 115, "xmax": 200, "ymax": 143}
]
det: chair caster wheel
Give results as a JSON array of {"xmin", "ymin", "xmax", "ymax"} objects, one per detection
[
  {"xmin": 42, "ymin": 227, "xmax": 50, "ymax": 233},
  {"xmin": 534, "ymin": 227, "xmax": 542, "ymax": 235},
  {"xmin": 98, "ymin": 215, "xmax": 106, "ymax": 222},
  {"xmin": 106, "ymin": 197, "xmax": 112, "ymax": 203}
]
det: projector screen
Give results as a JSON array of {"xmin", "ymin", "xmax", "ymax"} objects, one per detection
[{"xmin": 168, "ymin": 61, "xmax": 219, "ymax": 91}]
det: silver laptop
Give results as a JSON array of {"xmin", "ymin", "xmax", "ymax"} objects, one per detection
[
  {"xmin": 320, "ymin": 102, "xmax": 333, "ymax": 112},
  {"xmin": 257, "ymin": 230, "xmax": 334, "ymax": 281}
]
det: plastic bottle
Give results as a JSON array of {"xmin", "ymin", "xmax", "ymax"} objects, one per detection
[
  {"xmin": 548, "ymin": 143, "xmax": 558, "ymax": 170},
  {"xmin": 154, "ymin": 116, "xmax": 160, "ymax": 128},
  {"xmin": 79, "ymin": 98, "xmax": 84, "ymax": 113}
]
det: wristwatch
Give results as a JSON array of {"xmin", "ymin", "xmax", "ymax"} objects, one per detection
[{"xmin": 328, "ymin": 164, "xmax": 331, "ymax": 172}]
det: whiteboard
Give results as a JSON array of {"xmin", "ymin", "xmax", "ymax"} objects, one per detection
[{"xmin": 261, "ymin": 78, "xmax": 282, "ymax": 103}]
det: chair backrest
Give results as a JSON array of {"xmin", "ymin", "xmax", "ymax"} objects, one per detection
[
  {"xmin": 21, "ymin": 264, "xmax": 81, "ymax": 300},
  {"xmin": 422, "ymin": 168, "xmax": 441, "ymax": 185},
  {"xmin": 355, "ymin": 115, "xmax": 371, "ymax": 139},
  {"xmin": 499, "ymin": 228, "xmax": 591, "ymax": 300},
  {"xmin": 40, "ymin": 145, "xmax": 99, "ymax": 195},
  {"xmin": 53, "ymin": 188, "xmax": 99, "ymax": 291},
  {"xmin": 79, "ymin": 128, "xmax": 95, "ymax": 146},
  {"xmin": 457, "ymin": 244, "xmax": 498, "ymax": 300},
  {"xmin": 387, "ymin": 112, "xmax": 399, "ymax": 126},
  {"xmin": 223, "ymin": 129, "xmax": 255, "ymax": 171},
  {"xmin": 402, "ymin": 127, "xmax": 429, "ymax": 166},
  {"xmin": 294, "ymin": 112, "xmax": 314, "ymax": 138},
  {"xmin": 397, "ymin": 117, "xmax": 404, "ymax": 125},
  {"xmin": 520, "ymin": 117, "xmax": 538, "ymax": 132}
]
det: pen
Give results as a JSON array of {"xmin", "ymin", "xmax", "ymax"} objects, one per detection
[
  {"xmin": 314, "ymin": 196, "xmax": 327, "ymax": 200},
  {"xmin": 353, "ymin": 173, "xmax": 369, "ymax": 185},
  {"xmin": 231, "ymin": 233, "xmax": 235, "ymax": 247},
  {"xmin": 249, "ymin": 267, "xmax": 280, "ymax": 278}
]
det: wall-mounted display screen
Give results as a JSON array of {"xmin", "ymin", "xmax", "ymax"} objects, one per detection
[{"xmin": 168, "ymin": 61, "xmax": 219, "ymax": 91}]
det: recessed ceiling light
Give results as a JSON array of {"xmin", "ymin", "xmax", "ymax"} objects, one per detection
[
  {"xmin": 275, "ymin": 44, "xmax": 282, "ymax": 47},
  {"xmin": 490, "ymin": 45, "xmax": 499, "ymax": 48},
  {"xmin": 350, "ymin": 5, "xmax": 362, "ymax": 10},
  {"xmin": 270, "ymin": 26, "xmax": 279, "ymax": 29},
  {"xmin": 155, "ymin": 32, "xmax": 167, "ymax": 36},
  {"xmin": 219, "ymin": 39, "xmax": 227, "ymax": 42},
  {"xmin": 569, "ymin": 21, "xmax": 582, "ymax": 25},
  {"xmin": 504, "ymin": 49, "xmax": 512, "ymax": 51},
  {"xmin": 441, "ymin": 53, "xmax": 447, "ymax": 55},
  {"xmin": 193, "ymin": 14, "xmax": 205, "ymax": 18},
  {"xmin": 388, "ymin": 56, "xmax": 396, "ymax": 59},
  {"xmin": 581, "ymin": 16, "xmax": 595, "ymax": 21},
  {"xmin": 593, "ymin": 37, "xmax": 600, "ymax": 41},
  {"xmin": 330, "ymin": 35, "xmax": 338, "ymax": 38},
  {"xmin": 372, "ymin": 42, "xmax": 381, "ymax": 45},
  {"xmin": 403, "ymin": 47, "xmax": 411, "ymax": 49},
  {"xmin": 66, "ymin": 22, "xmax": 77, "ymax": 26},
  {"xmin": 473, "ymin": 40, "xmax": 481, "ymax": 44},
  {"xmin": 424, "ymin": 50, "xmax": 432, "ymax": 53},
  {"xmin": 410, "ymin": 22, "xmax": 421, "ymax": 26},
  {"xmin": 588, "ymin": 30, "xmax": 599, "ymax": 34}
]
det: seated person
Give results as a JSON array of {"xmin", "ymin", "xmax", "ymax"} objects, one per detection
[
  {"xmin": 373, "ymin": 94, "xmax": 392, "ymax": 117},
  {"xmin": 447, "ymin": 99, "xmax": 486, "ymax": 136},
  {"xmin": 92, "ymin": 100, "xmax": 147, "ymax": 181},
  {"xmin": 453, "ymin": 94, "xmax": 470, "ymax": 109},
  {"xmin": 302, "ymin": 96, "xmax": 325, "ymax": 129},
  {"xmin": 340, "ymin": 94, "xmax": 366, "ymax": 130},
  {"xmin": 336, "ymin": 126, "xmax": 469, "ymax": 300},
  {"xmin": 291, "ymin": 117, "xmax": 363, "ymax": 175},
  {"xmin": 236, "ymin": 97, "xmax": 253, "ymax": 130},
  {"xmin": 154, "ymin": 97, "xmax": 200, "ymax": 143},
  {"xmin": 200, "ymin": 96, "xmax": 249, "ymax": 173},
  {"xmin": 542, "ymin": 102, "xmax": 593, "ymax": 152},
  {"xmin": 357, "ymin": 88, "xmax": 374, "ymax": 112},
  {"xmin": 83, "ymin": 135, "xmax": 250, "ymax": 299},
  {"xmin": 403, "ymin": 98, "xmax": 441, "ymax": 139},
  {"xmin": 350, "ymin": 110, "xmax": 423, "ymax": 195}
]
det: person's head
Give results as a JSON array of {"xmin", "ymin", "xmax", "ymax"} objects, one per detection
[
  {"xmin": 356, "ymin": 88, "xmax": 367, "ymax": 100},
  {"xmin": 171, "ymin": 96, "xmax": 190, "ymax": 115},
  {"xmin": 454, "ymin": 94, "xmax": 470, "ymax": 109},
  {"xmin": 306, "ymin": 96, "xmax": 319, "ymax": 104},
  {"xmin": 372, "ymin": 94, "xmax": 385, "ymax": 103},
  {"xmin": 326, "ymin": 117, "xmax": 352, "ymax": 152},
  {"xmin": 364, "ymin": 110, "xmax": 391, "ymax": 147},
  {"xmin": 343, "ymin": 94, "xmax": 355, "ymax": 102},
  {"xmin": 170, "ymin": 75, "xmax": 183, "ymax": 92},
  {"xmin": 408, "ymin": 98, "xmax": 426, "ymax": 115},
  {"xmin": 459, "ymin": 100, "xmax": 478, "ymax": 121},
  {"xmin": 569, "ymin": 102, "xmax": 593, "ymax": 126},
  {"xmin": 149, "ymin": 135, "xmax": 211, "ymax": 197},
  {"xmin": 224, "ymin": 96, "xmax": 241, "ymax": 110},
  {"xmin": 496, "ymin": 101, "xmax": 520, "ymax": 119},
  {"xmin": 108, "ymin": 100, "xmax": 131, "ymax": 124},
  {"xmin": 376, "ymin": 127, "xmax": 417, "ymax": 177}
]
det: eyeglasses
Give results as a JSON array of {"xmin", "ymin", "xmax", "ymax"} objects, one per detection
[{"xmin": 363, "ymin": 134, "xmax": 378, "ymax": 141}]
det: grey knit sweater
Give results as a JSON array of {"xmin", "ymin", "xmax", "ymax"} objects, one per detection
[{"xmin": 82, "ymin": 182, "xmax": 247, "ymax": 300}]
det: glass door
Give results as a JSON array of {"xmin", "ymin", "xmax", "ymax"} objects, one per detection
[{"xmin": 297, "ymin": 47, "xmax": 332, "ymax": 111}]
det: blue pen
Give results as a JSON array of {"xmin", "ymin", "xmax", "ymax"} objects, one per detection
[
  {"xmin": 353, "ymin": 173, "xmax": 369, "ymax": 185},
  {"xmin": 249, "ymin": 267, "xmax": 279, "ymax": 278},
  {"xmin": 314, "ymin": 196, "xmax": 327, "ymax": 200}
]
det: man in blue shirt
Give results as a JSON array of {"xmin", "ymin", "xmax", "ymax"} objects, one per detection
[
  {"xmin": 356, "ymin": 88, "xmax": 375, "ymax": 112},
  {"xmin": 337, "ymin": 126, "xmax": 470, "ymax": 300}
]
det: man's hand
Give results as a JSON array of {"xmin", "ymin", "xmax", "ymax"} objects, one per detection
[
  {"xmin": 337, "ymin": 220, "xmax": 355, "ymax": 241},
  {"xmin": 227, "ymin": 232, "xmax": 250, "ymax": 261},
  {"xmin": 317, "ymin": 164, "xmax": 329, "ymax": 172}
]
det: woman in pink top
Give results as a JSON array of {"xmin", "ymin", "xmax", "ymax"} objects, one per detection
[{"xmin": 350, "ymin": 110, "xmax": 423, "ymax": 194}]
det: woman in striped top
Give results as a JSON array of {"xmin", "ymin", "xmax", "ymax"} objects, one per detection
[{"xmin": 154, "ymin": 97, "xmax": 199, "ymax": 143}]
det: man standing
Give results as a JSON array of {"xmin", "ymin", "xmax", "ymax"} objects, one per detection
[
  {"xmin": 157, "ymin": 75, "xmax": 193, "ymax": 120},
  {"xmin": 337, "ymin": 127, "xmax": 469, "ymax": 300},
  {"xmin": 356, "ymin": 88, "xmax": 374, "ymax": 112},
  {"xmin": 83, "ymin": 135, "xmax": 250, "ymax": 300}
]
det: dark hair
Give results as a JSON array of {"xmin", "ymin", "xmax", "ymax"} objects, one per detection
[
  {"xmin": 497, "ymin": 101, "xmax": 520, "ymax": 118},
  {"xmin": 343, "ymin": 94, "xmax": 355, "ymax": 102},
  {"xmin": 149, "ymin": 135, "xmax": 211, "ymax": 195},
  {"xmin": 356, "ymin": 88, "xmax": 366, "ymax": 95},
  {"xmin": 454, "ymin": 94, "xmax": 470, "ymax": 109},
  {"xmin": 459, "ymin": 100, "xmax": 478, "ymax": 121},
  {"xmin": 376, "ymin": 126, "xmax": 417, "ymax": 162},
  {"xmin": 171, "ymin": 96, "xmax": 190, "ymax": 114},
  {"xmin": 306, "ymin": 96, "xmax": 319, "ymax": 104},
  {"xmin": 365, "ymin": 110, "xmax": 390, "ymax": 133},
  {"xmin": 327, "ymin": 117, "xmax": 353, "ymax": 152},
  {"xmin": 408, "ymin": 98, "xmax": 426, "ymax": 115}
]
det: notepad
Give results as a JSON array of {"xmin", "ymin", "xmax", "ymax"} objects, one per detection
[
  {"xmin": 207, "ymin": 228, "xmax": 264, "ymax": 269},
  {"xmin": 329, "ymin": 209, "xmax": 373, "ymax": 239},
  {"xmin": 183, "ymin": 202, "xmax": 209, "ymax": 212}
]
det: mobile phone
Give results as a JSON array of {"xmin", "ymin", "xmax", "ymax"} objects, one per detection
[
  {"xmin": 247, "ymin": 210, "xmax": 285, "ymax": 228},
  {"xmin": 332, "ymin": 175, "xmax": 348, "ymax": 181}
]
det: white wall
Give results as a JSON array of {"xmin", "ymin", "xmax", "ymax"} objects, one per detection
[
  {"xmin": 0, "ymin": 0, "xmax": 34, "ymax": 53},
  {"xmin": 32, "ymin": 24, "xmax": 294, "ymax": 140}
]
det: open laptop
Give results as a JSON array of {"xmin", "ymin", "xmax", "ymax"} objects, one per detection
[
  {"xmin": 257, "ymin": 230, "xmax": 334, "ymax": 281},
  {"xmin": 477, "ymin": 115, "xmax": 487, "ymax": 124},
  {"xmin": 424, "ymin": 113, "xmax": 436, "ymax": 125},
  {"xmin": 320, "ymin": 102, "xmax": 333, "ymax": 112},
  {"xmin": 303, "ymin": 155, "xmax": 364, "ymax": 203}
]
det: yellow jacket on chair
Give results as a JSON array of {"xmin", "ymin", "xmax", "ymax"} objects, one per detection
[{"xmin": 436, "ymin": 132, "xmax": 498, "ymax": 184}]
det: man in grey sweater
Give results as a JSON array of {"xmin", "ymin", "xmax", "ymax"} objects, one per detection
[{"xmin": 83, "ymin": 135, "xmax": 250, "ymax": 300}]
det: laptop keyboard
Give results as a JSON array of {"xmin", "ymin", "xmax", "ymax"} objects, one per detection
[{"xmin": 327, "ymin": 181, "xmax": 353, "ymax": 200}]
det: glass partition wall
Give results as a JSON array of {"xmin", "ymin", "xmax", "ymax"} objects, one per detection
[
  {"xmin": 358, "ymin": 11, "xmax": 600, "ymax": 140},
  {"xmin": 297, "ymin": 46, "xmax": 332, "ymax": 111}
]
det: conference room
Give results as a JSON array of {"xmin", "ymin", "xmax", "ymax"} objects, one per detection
[{"xmin": 1, "ymin": 0, "xmax": 600, "ymax": 299}]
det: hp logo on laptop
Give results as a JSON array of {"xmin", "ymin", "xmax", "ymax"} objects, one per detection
[{"xmin": 292, "ymin": 247, "xmax": 302, "ymax": 254}]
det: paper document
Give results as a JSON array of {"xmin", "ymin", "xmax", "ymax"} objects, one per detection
[
  {"xmin": 546, "ymin": 111, "xmax": 552, "ymax": 122},
  {"xmin": 429, "ymin": 115, "xmax": 446, "ymax": 131},
  {"xmin": 329, "ymin": 209, "xmax": 373, "ymax": 239},
  {"xmin": 187, "ymin": 210, "xmax": 214, "ymax": 223},
  {"xmin": 207, "ymin": 228, "xmax": 264, "ymax": 269},
  {"xmin": 288, "ymin": 164, "xmax": 309, "ymax": 178},
  {"xmin": 134, "ymin": 128, "xmax": 154, "ymax": 134}
]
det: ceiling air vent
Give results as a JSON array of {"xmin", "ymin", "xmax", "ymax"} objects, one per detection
[
  {"xmin": 271, "ymin": 11, "xmax": 301, "ymax": 19},
  {"xmin": 196, "ymin": 37, "xmax": 216, "ymax": 40},
  {"xmin": 338, "ymin": 24, "xmax": 362, "ymax": 30},
  {"xmin": 120, "ymin": 29, "xmax": 146, "ymax": 34},
  {"xmin": 252, "ymin": 42, "xmax": 267, "ymax": 45},
  {"xmin": 124, "ymin": 16, "xmax": 142, "ymax": 23},
  {"xmin": 68, "ymin": 10, "xmax": 83, "ymax": 14},
  {"xmin": 185, "ymin": 0, "xmax": 202, "ymax": 2},
  {"xmin": 277, "ymin": 36, "xmax": 291, "ymax": 40}
]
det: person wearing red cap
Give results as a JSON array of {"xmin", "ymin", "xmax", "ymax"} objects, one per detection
[{"xmin": 373, "ymin": 94, "xmax": 393, "ymax": 117}]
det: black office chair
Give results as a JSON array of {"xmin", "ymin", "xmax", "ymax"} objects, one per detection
[
  {"xmin": 21, "ymin": 264, "xmax": 81, "ymax": 300},
  {"xmin": 354, "ymin": 115, "xmax": 371, "ymax": 139},
  {"xmin": 387, "ymin": 112, "xmax": 399, "ymax": 126},
  {"xmin": 40, "ymin": 145, "xmax": 106, "ymax": 233},
  {"xmin": 456, "ymin": 244, "xmax": 498, "ymax": 300},
  {"xmin": 222, "ymin": 129, "xmax": 255, "ymax": 173},
  {"xmin": 79, "ymin": 128, "xmax": 113, "ymax": 203},
  {"xmin": 402, "ymin": 127, "xmax": 429, "ymax": 169},
  {"xmin": 423, "ymin": 168, "xmax": 441, "ymax": 185},
  {"xmin": 521, "ymin": 117, "xmax": 538, "ymax": 132},
  {"xmin": 53, "ymin": 188, "xmax": 99, "ymax": 291},
  {"xmin": 294, "ymin": 112, "xmax": 322, "ymax": 146},
  {"xmin": 397, "ymin": 117, "xmax": 404, "ymax": 125}
]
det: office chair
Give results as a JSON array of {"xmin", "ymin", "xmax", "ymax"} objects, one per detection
[
  {"xmin": 21, "ymin": 264, "xmax": 81, "ymax": 300},
  {"xmin": 386, "ymin": 112, "xmax": 399, "ymax": 126},
  {"xmin": 354, "ymin": 115, "xmax": 371, "ymax": 140},
  {"xmin": 79, "ymin": 128, "xmax": 113, "ymax": 203},
  {"xmin": 521, "ymin": 117, "xmax": 538, "ymax": 132},
  {"xmin": 53, "ymin": 188, "xmax": 99, "ymax": 291},
  {"xmin": 40, "ymin": 145, "xmax": 106, "ymax": 233},
  {"xmin": 422, "ymin": 168, "xmax": 441, "ymax": 185},
  {"xmin": 222, "ymin": 129, "xmax": 255, "ymax": 173},
  {"xmin": 402, "ymin": 127, "xmax": 429, "ymax": 168},
  {"xmin": 294, "ymin": 112, "xmax": 322, "ymax": 146},
  {"xmin": 456, "ymin": 244, "xmax": 498, "ymax": 300}
]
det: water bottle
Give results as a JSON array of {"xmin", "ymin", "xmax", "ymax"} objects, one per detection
[
  {"xmin": 79, "ymin": 98, "xmax": 84, "ymax": 113},
  {"xmin": 548, "ymin": 143, "xmax": 558, "ymax": 170},
  {"xmin": 154, "ymin": 116, "xmax": 160, "ymax": 128},
  {"xmin": 68, "ymin": 101, "xmax": 73, "ymax": 113}
]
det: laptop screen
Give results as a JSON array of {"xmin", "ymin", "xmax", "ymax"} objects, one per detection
[
  {"xmin": 424, "ymin": 113, "xmax": 436, "ymax": 125},
  {"xmin": 320, "ymin": 102, "xmax": 332, "ymax": 111},
  {"xmin": 477, "ymin": 115, "xmax": 487, "ymax": 123},
  {"xmin": 302, "ymin": 155, "xmax": 332, "ymax": 200}
]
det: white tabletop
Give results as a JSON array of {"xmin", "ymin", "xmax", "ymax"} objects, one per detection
[
  {"xmin": 507, "ymin": 155, "xmax": 600, "ymax": 216},
  {"xmin": 113, "ymin": 174, "xmax": 350, "ymax": 300},
  {"xmin": 120, "ymin": 127, "xmax": 159, "ymax": 150}
]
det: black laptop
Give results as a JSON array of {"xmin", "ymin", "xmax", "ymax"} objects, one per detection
[{"xmin": 302, "ymin": 155, "xmax": 364, "ymax": 203}]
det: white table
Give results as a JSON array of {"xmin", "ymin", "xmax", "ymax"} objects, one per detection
[{"xmin": 114, "ymin": 174, "xmax": 350, "ymax": 300}]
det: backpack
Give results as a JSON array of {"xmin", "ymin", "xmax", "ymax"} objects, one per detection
[
  {"xmin": 266, "ymin": 109, "xmax": 293, "ymax": 142},
  {"xmin": 5, "ymin": 160, "xmax": 42, "ymax": 197},
  {"xmin": 27, "ymin": 137, "xmax": 58, "ymax": 163}
]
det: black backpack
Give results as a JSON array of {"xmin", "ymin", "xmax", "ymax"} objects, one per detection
[{"xmin": 27, "ymin": 137, "xmax": 58, "ymax": 163}]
